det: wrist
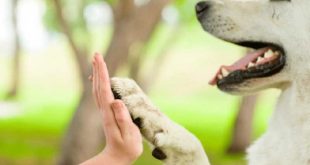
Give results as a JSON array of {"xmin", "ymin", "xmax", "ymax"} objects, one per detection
[{"xmin": 101, "ymin": 150, "xmax": 135, "ymax": 165}]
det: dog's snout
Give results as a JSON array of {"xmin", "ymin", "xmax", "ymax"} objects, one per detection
[{"xmin": 195, "ymin": 1, "xmax": 210, "ymax": 15}]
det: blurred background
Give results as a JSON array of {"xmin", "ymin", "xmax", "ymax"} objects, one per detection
[{"xmin": 0, "ymin": 0, "xmax": 281, "ymax": 164}]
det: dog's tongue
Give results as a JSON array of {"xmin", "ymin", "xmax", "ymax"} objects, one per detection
[{"xmin": 209, "ymin": 47, "xmax": 270, "ymax": 85}]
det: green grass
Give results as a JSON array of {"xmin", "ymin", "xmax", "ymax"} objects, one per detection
[
  {"xmin": 0, "ymin": 84, "xmax": 279, "ymax": 165},
  {"xmin": 0, "ymin": 23, "xmax": 280, "ymax": 164},
  {"xmin": 0, "ymin": 93, "xmax": 74, "ymax": 164}
]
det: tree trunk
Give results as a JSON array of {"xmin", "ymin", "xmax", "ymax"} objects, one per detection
[
  {"xmin": 6, "ymin": 0, "xmax": 20, "ymax": 99},
  {"xmin": 105, "ymin": 0, "xmax": 171, "ymax": 76},
  {"xmin": 52, "ymin": 0, "xmax": 106, "ymax": 164},
  {"xmin": 136, "ymin": 27, "xmax": 181, "ymax": 92},
  {"xmin": 57, "ymin": 79, "xmax": 104, "ymax": 165},
  {"xmin": 56, "ymin": 0, "xmax": 171, "ymax": 164},
  {"xmin": 227, "ymin": 95, "xmax": 258, "ymax": 153}
]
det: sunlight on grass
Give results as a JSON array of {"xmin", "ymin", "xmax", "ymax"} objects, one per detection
[{"xmin": 0, "ymin": 24, "xmax": 281, "ymax": 165}]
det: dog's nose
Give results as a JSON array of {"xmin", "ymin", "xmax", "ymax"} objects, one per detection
[{"xmin": 195, "ymin": 1, "xmax": 210, "ymax": 15}]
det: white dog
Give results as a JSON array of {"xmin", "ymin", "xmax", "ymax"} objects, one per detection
[{"xmin": 111, "ymin": 0, "xmax": 310, "ymax": 164}]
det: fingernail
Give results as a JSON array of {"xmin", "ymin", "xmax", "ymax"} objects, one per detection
[
  {"xmin": 112, "ymin": 101, "xmax": 123, "ymax": 109},
  {"xmin": 95, "ymin": 53, "xmax": 100, "ymax": 58}
]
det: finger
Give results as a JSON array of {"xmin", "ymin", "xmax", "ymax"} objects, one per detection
[
  {"xmin": 94, "ymin": 54, "xmax": 117, "ymax": 123},
  {"xmin": 93, "ymin": 54, "xmax": 121, "ymax": 140},
  {"xmin": 95, "ymin": 54, "xmax": 114, "ymax": 100},
  {"xmin": 93, "ymin": 57, "xmax": 103, "ymax": 109},
  {"xmin": 111, "ymin": 100, "xmax": 132, "ymax": 138},
  {"xmin": 92, "ymin": 59, "xmax": 99, "ymax": 108},
  {"xmin": 94, "ymin": 56, "xmax": 103, "ymax": 108},
  {"xmin": 94, "ymin": 53, "xmax": 113, "ymax": 112}
]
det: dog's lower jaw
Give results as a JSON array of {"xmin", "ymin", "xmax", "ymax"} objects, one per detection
[{"xmin": 111, "ymin": 78, "xmax": 210, "ymax": 165}]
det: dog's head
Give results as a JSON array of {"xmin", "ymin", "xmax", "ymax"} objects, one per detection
[{"xmin": 196, "ymin": 0, "xmax": 310, "ymax": 95}]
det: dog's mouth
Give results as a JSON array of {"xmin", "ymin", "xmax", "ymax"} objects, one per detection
[{"xmin": 209, "ymin": 41, "xmax": 286, "ymax": 88}]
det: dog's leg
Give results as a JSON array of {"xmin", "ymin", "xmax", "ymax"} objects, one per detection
[{"xmin": 111, "ymin": 78, "xmax": 210, "ymax": 165}]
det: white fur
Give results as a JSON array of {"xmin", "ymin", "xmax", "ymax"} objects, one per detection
[
  {"xmin": 247, "ymin": 83, "xmax": 310, "ymax": 165},
  {"xmin": 111, "ymin": 78, "xmax": 210, "ymax": 165},
  {"xmin": 198, "ymin": 0, "xmax": 310, "ymax": 164},
  {"xmin": 111, "ymin": 0, "xmax": 310, "ymax": 164}
]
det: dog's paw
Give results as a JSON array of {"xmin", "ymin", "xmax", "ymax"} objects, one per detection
[
  {"xmin": 110, "ymin": 78, "xmax": 168, "ymax": 155},
  {"xmin": 111, "ymin": 78, "xmax": 210, "ymax": 164}
]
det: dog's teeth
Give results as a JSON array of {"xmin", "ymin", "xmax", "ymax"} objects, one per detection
[
  {"xmin": 256, "ymin": 57, "xmax": 264, "ymax": 63},
  {"xmin": 274, "ymin": 51, "xmax": 280, "ymax": 56},
  {"xmin": 217, "ymin": 74, "xmax": 223, "ymax": 80},
  {"xmin": 248, "ymin": 62, "xmax": 255, "ymax": 68},
  {"xmin": 221, "ymin": 68, "xmax": 230, "ymax": 77},
  {"xmin": 264, "ymin": 49, "xmax": 274, "ymax": 58}
]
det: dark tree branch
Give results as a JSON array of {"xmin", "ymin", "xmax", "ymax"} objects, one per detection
[
  {"xmin": 113, "ymin": 0, "xmax": 135, "ymax": 22},
  {"xmin": 139, "ymin": 26, "xmax": 180, "ymax": 92},
  {"xmin": 6, "ymin": 0, "xmax": 20, "ymax": 99},
  {"xmin": 58, "ymin": 1, "xmax": 173, "ymax": 164},
  {"xmin": 52, "ymin": 0, "xmax": 89, "ymax": 80},
  {"xmin": 128, "ymin": 42, "xmax": 145, "ymax": 81},
  {"xmin": 228, "ymin": 95, "xmax": 258, "ymax": 153},
  {"xmin": 54, "ymin": 2, "xmax": 102, "ymax": 163},
  {"xmin": 105, "ymin": 0, "xmax": 171, "ymax": 76},
  {"xmin": 138, "ymin": 0, "xmax": 170, "ymax": 13}
]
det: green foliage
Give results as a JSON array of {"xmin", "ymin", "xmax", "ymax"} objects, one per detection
[
  {"xmin": 43, "ymin": 0, "xmax": 109, "ymax": 52},
  {"xmin": 43, "ymin": 0, "xmax": 61, "ymax": 32},
  {"xmin": 105, "ymin": 0, "xmax": 116, "ymax": 5},
  {"xmin": 0, "ymin": 19, "xmax": 277, "ymax": 164},
  {"xmin": 43, "ymin": 0, "xmax": 198, "ymax": 32},
  {"xmin": 43, "ymin": 0, "xmax": 101, "ymax": 34},
  {"xmin": 173, "ymin": 0, "xmax": 198, "ymax": 24},
  {"xmin": 0, "ymin": 86, "xmax": 246, "ymax": 165}
]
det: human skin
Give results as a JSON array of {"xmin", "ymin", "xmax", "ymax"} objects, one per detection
[{"xmin": 80, "ymin": 54, "xmax": 143, "ymax": 165}]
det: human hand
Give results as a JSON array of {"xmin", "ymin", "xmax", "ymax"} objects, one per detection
[{"xmin": 81, "ymin": 53, "xmax": 143, "ymax": 165}]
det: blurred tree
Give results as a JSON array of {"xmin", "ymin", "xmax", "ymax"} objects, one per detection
[
  {"xmin": 46, "ymin": 0, "xmax": 172, "ymax": 164},
  {"xmin": 228, "ymin": 95, "xmax": 258, "ymax": 153},
  {"xmin": 50, "ymin": 0, "xmax": 105, "ymax": 164},
  {"xmin": 5, "ymin": 0, "xmax": 20, "ymax": 99},
  {"xmin": 103, "ymin": 0, "xmax": 174, "ymax": 97},
  {"xmin": 105, "ymin": 0, "xmax": 171, "ymax": 76},
  {"xmin": 130, "ymin": 0, "xmax": 198, "ymax": 92}
]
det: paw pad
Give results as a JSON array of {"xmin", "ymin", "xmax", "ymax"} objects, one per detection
[{"xmin": 152, "ymin": 147, "xmax": 167, "ymax": 160}]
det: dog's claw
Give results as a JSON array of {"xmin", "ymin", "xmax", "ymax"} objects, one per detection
[
  {"xmin": 152, "ymin": 147, "xmax": 167, "ymax": 160},
  {"xmin": 111, "ymin": 88, "xmax": 122, "ymax": 100},
  {"xmin": 133, "ymin": 117, "xmax": 142, "ymax": 129}
]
